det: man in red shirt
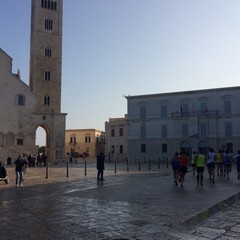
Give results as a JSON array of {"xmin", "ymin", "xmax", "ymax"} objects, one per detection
[{"xmin": 178, "ymin": 150, "xmax": 189, "ymax": 188}]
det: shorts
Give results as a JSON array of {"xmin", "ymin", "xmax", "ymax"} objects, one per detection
[
  {"xmin": 207, "ymin": 162, "xmax": 215, "ymax": 170},
  {"xmin": 197, "ymin": 166, "xmax": 204, "ymax": 173}
]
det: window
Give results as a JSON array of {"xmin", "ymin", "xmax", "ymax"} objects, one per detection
[
  {"xmin": 111, "ymin": 145, "xmax": 115, "ymax": 153},
  {"xmin": 119, "ymin": 128, "xmax": 123, "ymax": 136},
  {"xmin": 161, "ymin": 105, "xmax": 167, "ymax": 118},
  {"xmin": 85, "ymin": 136, "xmax": 91, "ymax": 143},
  {"xmin": 200, "ymin": 123, "xmax": 207, "ymax": 137},
  {"xmin": 140, "ymin": 125, "xmax": 146, "ymax": 139},
  {"xmin": 182, "ymin": 124, "xmax": 188, "ymax": 137},
  {"xmin": 140, "ymin": 106, "xmax": 146, "ymax": 120},
  {"xmin": 161, "ymin": 125, "xmax": 167, "ymax": 138},
  {"xmin": 200, "ymin": 102, "xmax": 208, "ymax": 114},
  {"xmin": 162, "ymin": 143, "xmax": 167, "ymax": 153},
  {"xmin": 181, "ymin": 103, "xmax": 189, "ymax": 116},
  {"xmin": 225, "ymin": 122, "xmax": 232, "ymax": 137},
  {"xmin": 41, "ymin": 0, "xmax": 57, "ymax": 10},
  {"xmin": 119, "ymin": 145, "xmax": 123, "ymax": 154},
  {"xmin": 111, "ymin": 129, "xmax": 115, "ymax": 137},
  {"xmin": 70, "ymin": 136, "xmax": 76, "ymax": 144},
  {"xmin": 45, "ymin": 18, "xmax": 53, "ymax": 30},
  {"xmin": 141, "ymin": 144, "xmax": 146, "ymax": 153},
  {"xmin": 224, "ymin": 101, "xmax": 231, "ymax": 115},
  {"xmin": 45, "ymin": 47, "xmax": 52, "ymax": 57},
  {"xmin": 44, "ymin": 70, "xmax": 51, "ymax": 81},
  {"xmin": 44, "ymin": 95, "xmax": 50, "ymax": 105},
  {"xmin": 16, "ymin": 95, "xmax": 25, "ymax": 106},
  {"xmin": 17, "ymin": 139, "xmax": 24, "ymax": 145}
]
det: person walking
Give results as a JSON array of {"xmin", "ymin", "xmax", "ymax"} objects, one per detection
[
  {"xmin": 206, "ymin": 148, "xmax": 216, "ymax": 184},
  {"xmin": 178, "ymin": 150, "xmax": 189, "ymax": 188},
  {"xmin": 216, "ymin": 149, "xmax": 223, "ymax": 177},
  {"xmin": 97, "ymin": 152, "xmax": 105, "ymax": 181},
  {"xmin": 171, "ymin": 152, "xmax": 179, "ymax": 186},
  {"xmin": 223, "ymin": 150, "xmax": 232, "ymax": 180},
  {"xmin": 235, "ymin": 150, "xmax": 240, "ymax": 180},
  {"xmin": 14, "ymin": 155, "xmax": 27, "ymax": 187},
  {"xmin": 196, "ymin": 150, "xmax": 205, "ymax": 187}
]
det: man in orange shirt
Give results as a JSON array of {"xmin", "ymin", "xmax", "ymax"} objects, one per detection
[{"xmin": 178, "ymin": 150, "xmax": 189, "ymax": 188}]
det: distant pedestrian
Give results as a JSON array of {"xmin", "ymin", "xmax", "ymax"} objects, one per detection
[
  {"xmin": 37, "ymin": 154, "xmax": 42, "ymax": 167},
  {"xmin": 206, "ymin": 148, "xmax": 216, "ymax": 184},
  {"xmin": 171, "ymin": 152, "xmax": 179, "ymax": 186},
  {"xmin": 191, "ymin": 151, "xmax": 197, "ymax": 175},
  {"xmin": 234, "ymin": 150, "xmax": 240, "ymax": 180},
  {"xmin": 223, "ymin": 151, "xmax": 232, "ymax": 180},
  {"xmin": 97, "ymin": 152, "xmax": 105, "ymax": 181},
  {"xmin": 196, "ymin": 150, "xmax": 205, "ymax": 187},
  {"xmin": 14, "ymin": 155, "xmax": 27, "ymax": 187},
  {"xmin": 216, "ymin": 150, "xmax": 223, "ymax": 177},
  {"xmin": 178, "ymin": 150, "xmax": 189, "ymax": 188}
]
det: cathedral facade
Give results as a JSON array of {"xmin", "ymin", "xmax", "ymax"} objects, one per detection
[{"xmin": 0, "ymin": 0, "xmax": 66, "ymax": 162}]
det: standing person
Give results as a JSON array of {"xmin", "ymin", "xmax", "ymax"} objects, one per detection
[
  {"xmin": 178, "ymin": 150, "xmax": 189, "ymax": 188},
  {"xmin": 14, "ymin": 155, "xmax": 27, "ymax": 187},
  {"xmin": 196, "ymin": 150, "xmax": 205, "ymax": 187},
  {"xmin": 191, "ymin": 151, "xmax": 197, "ymax": 175},
  {"xmin": 235, "ymin": 150, "xmax": 240, "ymax": 180},
  {"xmin": 171, "ymin": 152, "xmax": 179, "ymax": 186},
  {"xmin": 41, "ymin": 153, "xmax": 47, "ymax": 167},
  {"xmin": 97, "ymin": 152, "xmax": 105, "ymax": 181},
  {"xmin": 223, "ymin": 151, "xmax": 232, "ymax": 180},
  {"xmin": 37, "ymin": 153, "xmax": 42, "ymax": 167},
  {"xmin": 216, "ymin": 150, "xmax": 223, "ymax": 177},
  {"xmin": 206, "ymin": 148, "xmax": 216, "ymax": 184}
]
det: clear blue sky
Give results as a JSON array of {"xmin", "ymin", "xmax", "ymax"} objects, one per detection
[{"xmin": 1, "ymin": 1, "xmax": 240, "ymax": 145}]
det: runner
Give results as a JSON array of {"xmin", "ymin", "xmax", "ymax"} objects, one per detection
[
  {"xmin": 171, "ymin": 152, "xmax": 179, "ymax": 186},
  {"xmin": 216, "ymin": 149, "xmax": 223, "ymax": 177},
  {"xmin": 196, "ymin": 150, "xmax": 205, "ymax": 187},
  {"xmin": 178, "ymin": 150, "xmax": 189, "ymax": 188},
  {"xmin": 206, "ymin": 148, "xmax": 216, "ymax": 184}
]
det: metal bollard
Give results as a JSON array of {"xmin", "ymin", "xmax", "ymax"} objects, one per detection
[
  {"xmin": 46, "ymin": 162, "xmax": 49, "ymax": 179},
  {"xmin": 138, "ymin": 159, "xmax": 141, "ymax": 171},
  {"xmin": 84, "ymin": 160, "xmax": 87, "ymax": 176},
  {"xmin": 148, "ymin": 158, "xmax": 151, "ymax": 170},
  {"xmin": 158, "ymin": 158, "xmax": 160, "ymax": 169},
  {"xmin": 126, "ymin": 159, "xmax": 129, "ymax": 172},
  {"xmin": 66, "ymin": 161, "xmax": 69, "ymax": 177},
  {"xmin": 114, "ymin": 159, "xmax": 117, "ymax": 173}
]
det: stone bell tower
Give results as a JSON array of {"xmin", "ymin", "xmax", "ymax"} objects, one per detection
[{"xmin": 29, "ymin": 0, "xmax": 66, "ymax": 162}]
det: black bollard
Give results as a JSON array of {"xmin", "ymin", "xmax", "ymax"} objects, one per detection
[
  {"xmin": 84, "ymin": 160, "xmax": 87, "ymax": 176},
  {"xmin": 46, "ymin": 162, "xmax": 49, "ymax": 179},
  {"xmin": 126, "ymin": 159, "xmax": 129, "ymax": 172},
  {"xmin": 138, "ymin": 159, "xmax": 141, "ymax": 171},
  {"xmin": 158, "ymin": 158, "xmax": 160, "ymax": 169},
  {"xmin": 66, "ymin": 161, "xmax": 69, "ymax": 177},
  {"xmin": 148, "ymin": 158, "xmax": 151, "ymax": 170},
  {"xmin": 114, "ymin": 159, "xmax": 117, "ymax": 173}
]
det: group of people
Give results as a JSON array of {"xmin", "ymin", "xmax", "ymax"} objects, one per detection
[
  {"xmin": 14, "ymin": 153, "xmax": 48, "ymax": 187},
  {"xmin": 171, "ymin": 148, "xmax": 240, "ymax": 188}
]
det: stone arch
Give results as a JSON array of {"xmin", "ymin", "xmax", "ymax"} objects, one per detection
[
  {"xmin": 198, "ymin": 141, "xmax": 209, "ymax": 155},
  {"xmin": 180, "ymin": 141, "xmax": 192, "ymax": 156}
]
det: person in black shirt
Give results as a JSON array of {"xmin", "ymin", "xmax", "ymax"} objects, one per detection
[{"xmin": 14, "ymin": 155, "xmax": 27, "ymax": 187}]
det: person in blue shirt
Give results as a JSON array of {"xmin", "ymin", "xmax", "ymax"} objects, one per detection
[{"xmin": 171, "ymin": 152, "xmax": 179, "ymax": 186}]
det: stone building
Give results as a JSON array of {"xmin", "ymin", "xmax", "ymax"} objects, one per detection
[
  {"xmin": 65, "ymin": 129, "xmax": 105, "ymax": 159},
  {"xmin": 0, "ymin": 0, "xmax": 66, "ymax": 162},
  {"xmin": 105, "ymin": 116, "xmax": 128, "ymax": 162},
  {"xmin": 125, "ymin": 86, "xmax": 240, "ymax": 162}
]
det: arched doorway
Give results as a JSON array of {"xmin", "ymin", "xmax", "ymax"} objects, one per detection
[
  {"xmin": 198, "ymin": 141, "xmax": 209, "ymax": 155},
  {"xmin": 180, "ymin": 141, "xmax": 192, "ymax": 157},
  {"xmin": 36, "ymin": 126, "xmax": 50, "ymax": 158}
]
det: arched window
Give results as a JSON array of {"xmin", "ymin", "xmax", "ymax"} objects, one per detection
[
  {"xmin": 16, "ymin": 95, "xmax": 26, "ymax": 106},
  {"xmin": 44, "ymin": 95, "xmax": 50, "ymax": 105},
  {"xmin": 45, "ymin": 47, "xmax": 52, "ymax": 57},
  {"xmin": 41, "ymin": 0, "xmax": 57, "ymax": 10},
  {"xmin": 45, "ymin": 18, "xmax": 53, "ymax": 31},
  {"xmin": 44, "ymin": 70, "xmax": 51, "ymax": 81}
]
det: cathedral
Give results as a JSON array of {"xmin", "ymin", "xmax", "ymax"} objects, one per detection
[{"xmin": 0, "ymin": 0, "xmax": 66, "ymax": 162}]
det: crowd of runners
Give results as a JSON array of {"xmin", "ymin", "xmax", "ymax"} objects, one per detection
[{"xmin": 171, "ymin": 148, "xmax": 240, "ymax": 188}]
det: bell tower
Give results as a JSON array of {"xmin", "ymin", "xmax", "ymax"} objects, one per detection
[
  {"xmin": 29, "ymin": 0, "xmax": 66, "ymax": 162},
  {"xmin": 30, "ymin": 0, "xmax": 63, "ymax": 113}
]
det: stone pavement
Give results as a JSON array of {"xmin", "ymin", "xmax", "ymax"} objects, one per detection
[{"xmin": 1, "ymin": 162, "xmax": 240, "ymax": 240}]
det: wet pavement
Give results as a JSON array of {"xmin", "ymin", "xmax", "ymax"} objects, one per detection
[{"xmin": 1, "ymin": 163, "xmax": 240, "ymax": 239}]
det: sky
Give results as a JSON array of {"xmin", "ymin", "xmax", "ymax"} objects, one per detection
[{"xmin": 1, "ymin": 1, "xmax": 240, "ymax": 145}]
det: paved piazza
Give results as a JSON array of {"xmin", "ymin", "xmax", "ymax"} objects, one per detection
[{"xmin": 1, "ymin": 163, "xmax": 240, "ymax": 239}]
